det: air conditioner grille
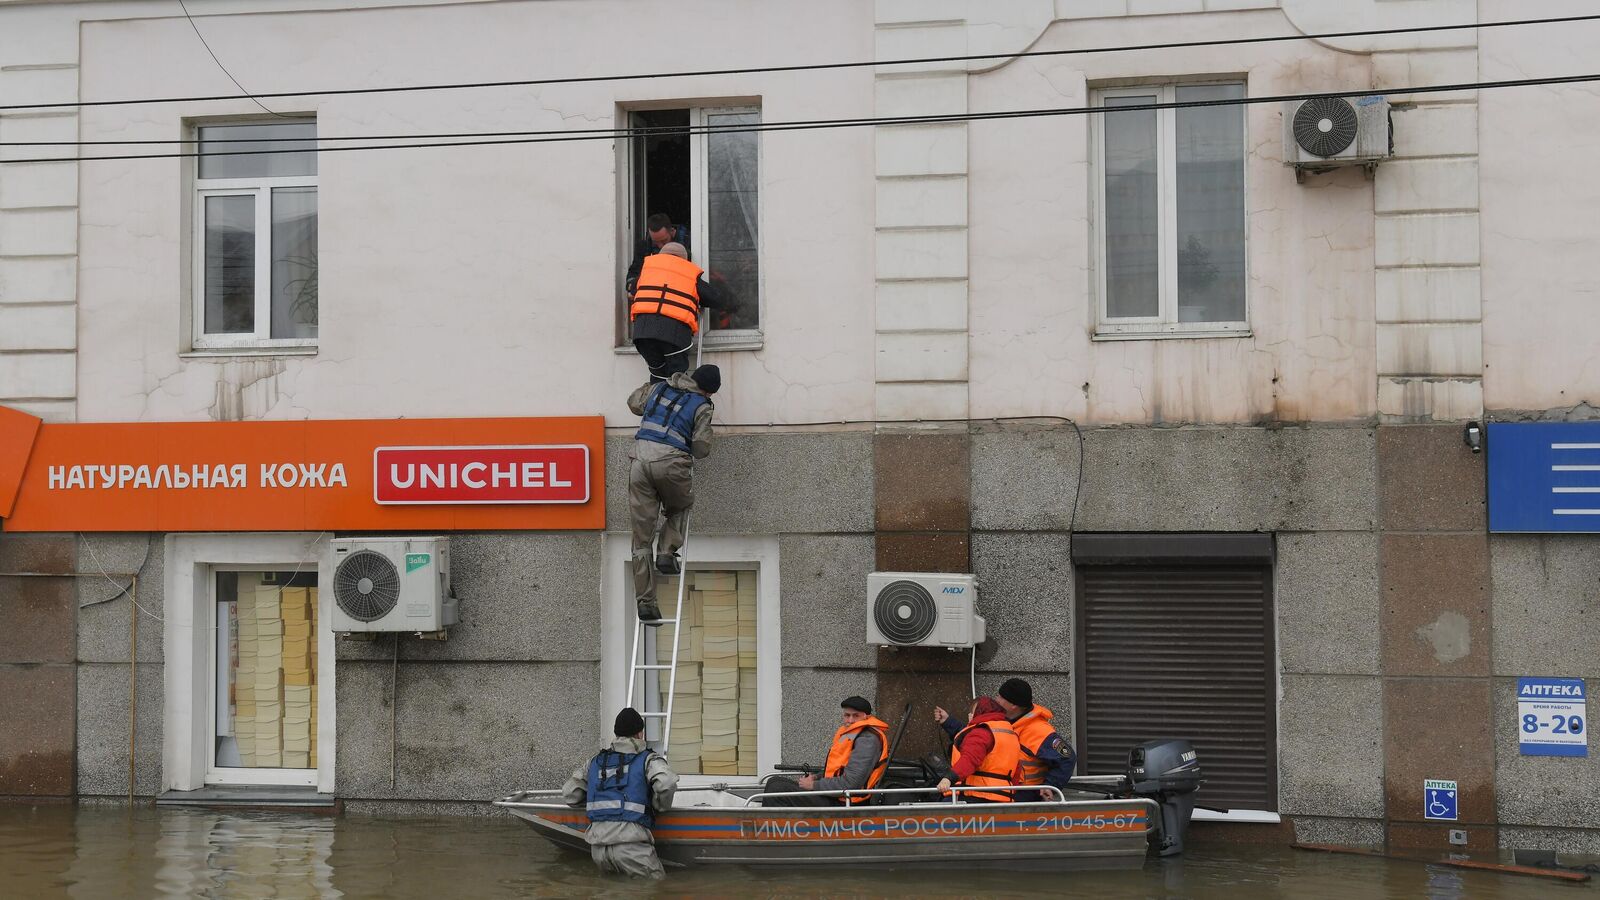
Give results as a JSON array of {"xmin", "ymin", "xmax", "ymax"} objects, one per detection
[
  {"xmin": 1293, "ymin": 97, "xmax": 1358, "ymax": 157},
  {"xmin": 873, "ymin": 580, "xmax": 938, "ymax": 644},
  {"xmin": 333, "ymin": 550, "xmax": 401, "ymax": 622}
]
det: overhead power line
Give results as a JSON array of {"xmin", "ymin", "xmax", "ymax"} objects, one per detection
[
  {"xmin": 0, "ymin": 13, "xmax": 1595, "ymax": 114},
  {"xmin": 4, "ymin": 73, "xmax": 1596, "ymax": 166}
]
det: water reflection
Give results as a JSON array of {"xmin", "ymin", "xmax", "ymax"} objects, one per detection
[{"xmin": 0, "ymin": 804, "xmax": 1588, "ymax": 899}]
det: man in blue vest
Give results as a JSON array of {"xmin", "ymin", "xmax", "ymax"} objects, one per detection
[
  {"xmin": 563, "ymin": 707, "xmax": 679, "ymax": 879},
  {"xmin": 626, "ymin": 364, "xmax": 720, "ymax": 624}
]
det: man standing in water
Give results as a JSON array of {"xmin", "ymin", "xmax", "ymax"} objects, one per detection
[{"xmin": 562, "ymin": 708, "xmax": 679, "ymax": 878}]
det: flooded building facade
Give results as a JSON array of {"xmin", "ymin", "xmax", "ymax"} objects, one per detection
[{"xmin": 0, "ymin": 0, "xmax": 1596, "ymax": 857}]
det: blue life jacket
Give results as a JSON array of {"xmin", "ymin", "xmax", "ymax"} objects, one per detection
[
  {"xmin": 585, "ymin": 748, "xmax": 655, "ymax": 827},
  {"xmin": 634, "ymin": 382, "xmax": 709, "ymax": 455}
]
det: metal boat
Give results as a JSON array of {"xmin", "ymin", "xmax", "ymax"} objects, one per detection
[
  {"xmin": 494, "ymin": 785, "xmax": 1160, "ymax": 868},
  {"xmin": 493, "ymin": 739, "xmax": 1205, "ymax": 868}
]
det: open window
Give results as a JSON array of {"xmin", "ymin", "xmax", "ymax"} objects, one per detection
[{"xmin": 619, "ymin": 105, "xmax": 762, "ymax": 350}]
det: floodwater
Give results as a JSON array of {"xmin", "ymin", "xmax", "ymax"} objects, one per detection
[{"xmin": 0, "ymin": 804, "xmax": 1593, "ymax": 899}]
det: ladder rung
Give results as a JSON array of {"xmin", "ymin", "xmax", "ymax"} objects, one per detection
[
  {"xmin": 635, "ymin": 618, "xmax": 679, "ymax": 626},
  {"xmin": 639, "ymin": 711, "xmax": 672, "ymax": 717},
  {"xmin": 634, "ymin": 664, "xmax": 675, "ymax": 671}
]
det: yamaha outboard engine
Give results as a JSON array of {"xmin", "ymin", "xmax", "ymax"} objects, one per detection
[{"xmin": 1127, "ymin": 740, "xmax": 1203, "ymax": 857}]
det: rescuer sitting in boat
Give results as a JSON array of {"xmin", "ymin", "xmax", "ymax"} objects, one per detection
[
  {"xmin": 627, "ymin": 363, "xmax": 720, "ymax": 624},
  {"xmin": 762, "ymin": 696, "xmax": 890, "ymax": 807},
  {"xmin": 562, "ymin": 707, "xmax": 679, "ymax": 879},
  {"xmin": 934, "ymin": 696, "xmax": 1021, "ymax": 802},
  {"xmin": 935, "ymin": 678, "xmax": 1076, "ymax": 801}
]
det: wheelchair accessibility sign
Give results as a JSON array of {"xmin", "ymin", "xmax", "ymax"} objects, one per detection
[{"xmin": 1424, "ymin": 779, "xmax": 1458, "ymax": 821}]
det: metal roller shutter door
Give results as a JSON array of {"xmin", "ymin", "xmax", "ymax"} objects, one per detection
[{"xmin": 1076, "ymin": 564, "xmax": 1276, "ymax": 811}]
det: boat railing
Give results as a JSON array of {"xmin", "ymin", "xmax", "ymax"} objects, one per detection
[
  {"xmin": 496, "ymin": 783, "xmax": 768, "ymax": 805},
  {"xmin": 740, "ymin": 784, "xmax": 1070, "ymax": 806}
]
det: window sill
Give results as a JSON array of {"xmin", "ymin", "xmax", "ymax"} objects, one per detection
[
  {"xmin": 1190, "ymin": 809, "xmax": 1280, "ymax": 824},
  {"xmin": 612, "ymin": 333, "xmax": 764, "ymax": 355},
  {"xmin": 182, "ymin": 345, "xmax": 319, "ymax": 359},
  {"xmin": 1092, "ymin": 327, "xmax": 1252, "ymax": 342}
]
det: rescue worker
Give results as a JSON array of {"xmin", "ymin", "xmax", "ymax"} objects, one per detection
[
  {"xmin": 629, "ymin": 242, "xmax": 731, "ymax": 383},
  {"xmin": 762, "ymin": 696, "xmax": 890, "ymax": 807},
  {"xmin": 934, "ymin": 696, "xmax": 1020, "ymax": 802},
  {"xmin": 562, "ymin": 707, "xmax": 678, "ymax": 879},
  {"xmin": 624, "ymin": 213, "xmax": 690, "ymax": 295},
  {"xmin": 627, "ymin": 363, "xmax": 720, "ymax": 624},
  {"xmin": 936, "ymin": 677, "xmax": 1076, "ymax": 801}
]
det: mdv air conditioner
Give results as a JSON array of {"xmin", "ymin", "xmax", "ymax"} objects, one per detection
[
  {"xmin": 867, "ymin": 572, "xmax": 985, "ymax": 649},
  {"xmin": 1283, "ymin": 95, "xmax": 1391, "ymax": 181},
  {"xmin": 329, "ymin": 536, "xmax": 459, "ymax": 635}
]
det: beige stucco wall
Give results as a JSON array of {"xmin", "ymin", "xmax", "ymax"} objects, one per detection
[{"xmin": 70, "ymin": 0, "xmax": 876, "ymax": 426}]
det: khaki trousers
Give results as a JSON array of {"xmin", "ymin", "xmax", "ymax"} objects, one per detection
[
  {"xmin": 590, "ymin": 841, "xmax": 665, "ymax": 879},
  {"xmin": 629, "ymin": 453, "xmax": 695, "ymax": 604}
]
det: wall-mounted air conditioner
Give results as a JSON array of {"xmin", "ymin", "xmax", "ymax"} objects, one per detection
[
  {"xmin": 329, "ymin": 536, "xmax": 458, "ymax": 634},
  {"xmin": 866, "ymin": 572, "xmax": 984, "ymax": 649},
  {"xmin": 1283, "ymin": 95, "xmax": 1391, "ymax": 181}
]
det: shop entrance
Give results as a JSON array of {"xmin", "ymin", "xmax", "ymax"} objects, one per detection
[{"xmin": 206, "ymin": 568, "xmax": 320, "ymax": 786}]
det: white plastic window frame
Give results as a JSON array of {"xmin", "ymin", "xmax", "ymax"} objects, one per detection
[
  {"xmin": 163, "ymin": 533, "xmax": 335, "ymax": 795},
  {"xmin": 618, "ymin": 104, "xmax": 764, "ymax": 352},
  {"xmin": 1090, "ymin": 81, "xmax": 1250, "ymax": 340},
  {"xmin": 191, "ymin": 122, "xmax": 318, "ymax": 352},
  {"xmin": 600, "ymin": 534, "xmax": 781, "ymax": 791}
]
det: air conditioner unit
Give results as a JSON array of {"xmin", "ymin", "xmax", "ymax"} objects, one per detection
[
  {"xmin": 1283, "ymin": 95, "xmax": 1390, "ymax": 180},
  {"xmin": 866, "ymin": 572, "xmax": 985, "ymax": 649},
  {"xmin": 329, "ymin": 536, "xmax": 458, "ymax": 634}
]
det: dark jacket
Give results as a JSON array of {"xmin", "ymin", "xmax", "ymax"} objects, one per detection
[
  {"xmin": 630, "ymin": 276, "xmax": 731, "ymax": 346},
  {"xmin": 624, "ymin": 227, "xmax": 690, "ymax": 291}
]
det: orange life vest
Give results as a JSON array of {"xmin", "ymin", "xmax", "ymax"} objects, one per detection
[
  {"xmin": 949, "ymin": 720, "xmax": 1021, "ymax": 802},
  {"xmin": 630, "ymin": 253, "xmax": 704, "ymax": 333},
  {"xmin": 1012, "ymin": 705, "xmax": 1060, "ymax": 785},
  {"xmin": 823, "ymin": 716, "xmax": 890, "ymax": 804}
]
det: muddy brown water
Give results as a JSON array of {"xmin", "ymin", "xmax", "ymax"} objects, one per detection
[{"xmin": 0, "ymin": 804, "xmax": 1593, "ymax": 899}]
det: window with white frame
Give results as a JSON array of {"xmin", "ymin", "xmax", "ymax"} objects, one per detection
[
  {"xmin": 193, "ymin": 120, "xmax": 318, "ymax": 348},
  {"xmin": 1093, "ymin": 82, "xmax": 1247, "ymax": 336},
  {"xmin": 620, "ymin": 105, "xmax": 761, "ymax": 347},
  {"xmin": 602, "ymin": 534, "xmax": 781, "ymax": 783}
]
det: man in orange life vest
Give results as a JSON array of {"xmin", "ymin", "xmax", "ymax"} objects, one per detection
[
  {"xmin": 629, "ymin": 242, "xmax": 730, "ymax": 383},
  {"xmin": 934, "ymin": 696, "xmax": 1022, "ymax": 802},
  {"xmin": 936, "ymin": 678, "xmax": 1076, "ymax": 801},
  {"xmin": 762, "ymin": 696, "xmax": 890, "ymax": 807}
]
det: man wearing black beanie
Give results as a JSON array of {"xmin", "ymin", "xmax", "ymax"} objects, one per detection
[
  {"xmin": 935, "ymin": 677, "xmax": 1076, "ymax": 800},
  {"xmin": 626, "ymin": 363, "xmax": 721, "ymax": 625},
  {"xmin": 762, "ymin": 696, "xmax": 890, "ymax": 807},
  {"xmin": 562, "ymin": 707, "xmax": 679, "ymax": 878}
]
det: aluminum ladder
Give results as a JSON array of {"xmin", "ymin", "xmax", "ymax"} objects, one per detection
[{"xmin": 623, "ymin": 315, "xmax": 706, "ymax": 753}]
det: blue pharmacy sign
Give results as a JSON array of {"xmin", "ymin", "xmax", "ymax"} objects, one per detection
[
  {"xmin": 1487, "ymin": 423, "xmax": 1600, "ymax": 532},
  {"xmin": 1518, "ymin": 678, "xmax": 1587, "ymax": 757},
  {"xmin": 1424, "ymin": 779, "xmax": 1458, "ymax": 821}
]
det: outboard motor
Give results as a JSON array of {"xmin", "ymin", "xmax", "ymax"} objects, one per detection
[{"xmin": 1126, "ymin": 739, "xmax": 1203, "ymax": 857}]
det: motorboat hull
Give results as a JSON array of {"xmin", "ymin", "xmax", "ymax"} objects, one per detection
[{"xmin": 493, "ymin": 797, "xmax": 1158, "ymax": 868}]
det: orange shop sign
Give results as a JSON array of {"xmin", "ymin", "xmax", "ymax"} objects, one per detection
[{"xmin": 0, "ymin": 408, "xmax": 605, "ymax": 533}]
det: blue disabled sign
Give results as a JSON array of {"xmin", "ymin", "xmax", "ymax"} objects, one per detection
[
  {"xmin": 1518, "ymin": 677, "xmax": 1587, "ymax": 757},
  {"xmin": 1424, "ymin": 779, "xmax": 1458, "ymax": 821}
]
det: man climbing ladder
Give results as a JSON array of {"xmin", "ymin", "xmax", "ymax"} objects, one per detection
[{"xmin": 626, "ymin": 363, "xmax": 720, "ymax": 624}]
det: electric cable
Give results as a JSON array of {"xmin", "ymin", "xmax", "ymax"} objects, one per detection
[
  {"xmin": 3, "ymin": 72, "xmax": 1597, "ymax": 165},
  {"xmin": 0, "ymin": 13, "xmax": 1593, "ymax": 114},
  {"xmin": 176, "ymin": 0, "xmax": 284, "ymax": 119},
  {"xmin": 79, "ymin": 532, "xmax": 162, "ymax": 621}
]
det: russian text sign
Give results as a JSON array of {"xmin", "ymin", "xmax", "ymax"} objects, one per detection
[
  {"xmin": 1518, "ymin": 677, "xmax": 1587, "ymax": 757},
  {"xmin": 1488, "ymin": 422, "xmax": 1600, "ymax": 532},
  {"xmin": 0, "ymin": 411, "xmax": 604, "ymax": 532}
]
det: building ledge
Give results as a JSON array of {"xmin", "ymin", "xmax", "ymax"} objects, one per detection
[{"xmin": 156, "ymin": 785, "xmax": 337, "ymax": 811}]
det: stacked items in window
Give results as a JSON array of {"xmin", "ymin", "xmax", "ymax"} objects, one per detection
[
  {"xmin": 656, "ymin": 569, "xmax": 757, "ymax": 776},
  {"xmin": 233, "ymin": 583, "xmax": 258, "ymax": 765},
  {"xmin": 280, "ymin": 587, "xmax": 317, "ymax": 769},
  {"xmin": 251, "ymin": 583, "xmax": 285, "ymax": 767}
]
